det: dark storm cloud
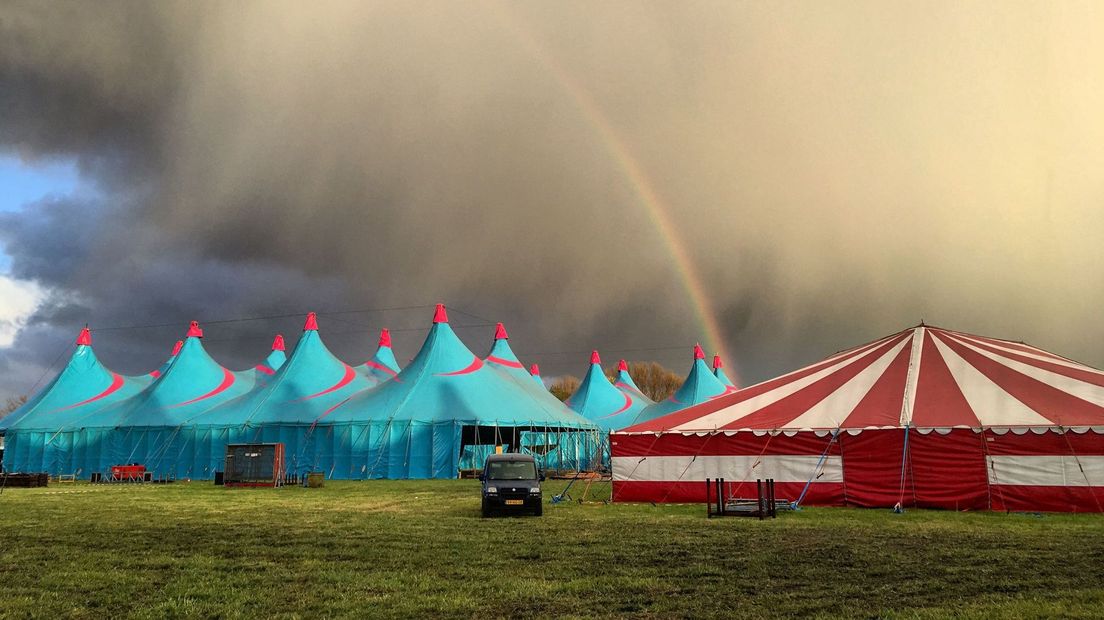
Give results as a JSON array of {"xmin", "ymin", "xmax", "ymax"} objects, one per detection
[{"xmin": 2, "ymin": 1, "xmax": 1104, "ymax": 399}]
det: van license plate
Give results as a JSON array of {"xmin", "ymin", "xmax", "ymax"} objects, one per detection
[{"xmin": 505, "ymin": 499, "xmax": 524, "ymax": 506}]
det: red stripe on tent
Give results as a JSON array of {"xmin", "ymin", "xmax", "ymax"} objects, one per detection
[
  {"xmin": 254, "ymin": 364, "xmax": 275, "ymax": 376},
  {"xmin": 149, "ymin": 370, "xmax": 161, "ymax": 378},
  {"xmin": 362, "ymin": 360, "xmax": 399, "ymax": 378},
  {"xmin": 436, "ymin": 356, "xmax": 484, "ymax": 376},
  {"xmin": 933, "ymin": 331, "xmax": 1104, "ymax": 426},
  {"xmin": 615, "ymin": 381, "xmax": 650, "ymax": 401},
  {"xmin": 945, "ymin": 332, "xmax": 1104, "ymax": 388},
  {"xmin": 991, "ymin": 486, "xmax": 1104, "ymax": 513},
  {"xmin": 838, "ymin": 343, "xmax": 912, "ymax": 428},
  {"xmin": 612, "ymin": 480, "xmax": 844, "ymax": 505},
  {"xmin": 623, "ymin": 331, "xmax": 913, "ymax": 433},
  {"xmin": 910, "ymin": 331, "xmax": 980, "ymax": 428},
  {"xmin": 942, "ymin": 328, "xmax": 1076, "ymax": 364},
  {"xmin": 313, "ymin": 396, "xmax": 353, "ymax": 423},
  {"xmin": 486, "ymin": 355, "xmax": 525, "ymax": 369},
  {"xmin": 295, "ymin": 364, "xmax": 356, "ymax": 401},
  {"xmin": 170, "ymin": 368, "xmax": 235, "ymax": 408},
  {"xmin": 56, "ymin": 372, "xmax": 125, "ymax": 411},
  {"xmin": 598, "ymin": 392, "xmax": 633, "ymax": 418},
  {"xmin": 719, "ymin": 334, "xmax": 909, "ymax": 430}
]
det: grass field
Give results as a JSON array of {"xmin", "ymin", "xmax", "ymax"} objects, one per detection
[{"xmin": 1, "ymin": 480, "xmax": 1103, "ymax": 618}]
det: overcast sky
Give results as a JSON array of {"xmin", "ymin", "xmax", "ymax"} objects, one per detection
[{"xmin": 1, "ymin": 1, "xmax": 1103, "ymax": 399}]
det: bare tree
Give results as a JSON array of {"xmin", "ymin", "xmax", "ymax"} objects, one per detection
[
  {"xmin": 548, "ymin": 376, "xmax": 580, "ymax": 402},
  {"xmin": 612, "ymin": 362, "xmax": 683, "ymax": 402},
  {"xmin": 2, "ymin": 395, "xmax": 28, "ymax": 416}
]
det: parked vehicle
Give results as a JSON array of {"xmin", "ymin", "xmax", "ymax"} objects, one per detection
[{"xmin": 480, "ymin": 453, "xmax": 544, "ymax": 517}]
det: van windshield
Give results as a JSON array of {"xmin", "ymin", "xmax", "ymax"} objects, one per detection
[{"xmin": 486, "ymin": 461, "xmax": 537, "ymax": 480}]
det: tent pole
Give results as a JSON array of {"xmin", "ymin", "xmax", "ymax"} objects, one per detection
[{"xmin": 895, "ymin": 425, "xmax": 911, "ymax": 513}]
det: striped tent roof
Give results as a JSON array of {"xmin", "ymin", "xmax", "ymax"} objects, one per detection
[{"xmin": 621, "ymin": 325, "xmax": 1104, "ymax": 434}]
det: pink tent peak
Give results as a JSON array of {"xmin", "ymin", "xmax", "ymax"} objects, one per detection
[
  {"xmin": 529, "ymin": 363, "xmax": 540, "ymax": 376},
  {"xmin": 76, "ymin": 326, "xmax": 92, "ymax": 346},
  {"xmin": 303, "ymin": 312, "xmax": 318, "ymax": 331},
  {"xmin": 494, "ymin": 322, "xmax": 508, "ymax": 340},
  {"xmin": 618, "ymin": 359, "xmax": 628, "ymax": 372},
  {"xmin": 378, "ymin": 328, "xmax": 392, "ymax": 348},
  {"xmin": 171, "ymin": 340, "xmax": 184, "ymax": 356},
  {"xmin": 271, "ymin": 334, "xmax": 285, "ymax": 351},
  {"xmin": 590, "ymin": 350, "xmax": 602, "ymax": 365},
  {"xmin": 693, "ymin": 343, "xmax": 705, "ymax": 360},
  {"xmin": 433, "ymin": 303, "xmax": 448, "ymax": 323},
  {"xmin": 186, "ymin": 321, "xmax": 204, "ymax": 339},
  {"xmin": 712, "ymin": 354, "xmax": 724, "ymax": 369}
]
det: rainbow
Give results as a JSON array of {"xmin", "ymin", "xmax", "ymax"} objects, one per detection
[{"xmin": 486, "ymin": 4, "xmax": 737, "ymax": 383}]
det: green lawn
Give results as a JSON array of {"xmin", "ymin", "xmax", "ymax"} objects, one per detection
[{"xmin": 1, "ymin": 480, "xmax": 1103, "ymax": 618}]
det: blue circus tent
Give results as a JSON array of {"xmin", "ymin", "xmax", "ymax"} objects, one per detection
[
  {"xmin": 192, "ymin": 313, "xmax": 374, "ymax": 477},
  {"xmin": 713, "ymin": 354, "xmax": 736, "ymax": 388},
  {"xmin": 567, "ymin": 351, "xmax": 651, "ymax": 431},
  {"xmin": 1, "ymin": 328, "xmax": 150, "ymax": 473},
  {"xmin": 604, "ymin": 359, "xmax": 656, "ymax": 429},
  {"xmin": 483, "ymin": 323, "xmax": 597, "ymax": 470},
  {"xmin": 354, "ymin": 328, "xmax": 401, "ymax": 386},
  {"xmin": 81, "ymin": 321, "xmax": 259, "ymax": 477},
  {"xmin": 634, "ymin": 344, "xmax": 732, "ymax": 425},
  {"xmin": 253, "ymin": 334, "xmax": 288, "ymax": 381},
  {"xmin": 316, "ymin": 305, "xmax": 600, "ymax": 479}
]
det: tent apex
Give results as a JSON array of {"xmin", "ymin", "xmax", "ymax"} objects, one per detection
[
  {"xmin": 271, "ymin": 334, "xmax": 285, "ymax": 351},
  {"xmin": 378, "ymin": 328, "xmax": 392, "ymax": 348},
  {"xmin": 303, "ymin": 312, "xmax": 318, "ymax": 331},
  {"xmin": 712, "ymin": 354, "xmax": 723, "ymax": 370},
  {"xmin": 618, "ymin": 359, "xmax": 628, "ymax": 372},
  {"xmin": 76, "ymin": 326, "xmax": 92, "ymax": 346},
  {"xmin": 693, "ymin": 343, "xmax": 705, "ymax": 360},
  {"xmin": 494, "ymin": 322, "xmax": 508, "ymax": 340},
  {"xmin": 590, "ymin": 350, "xmax": 601, "ymax": 365},
  {"xmin": 433, "ymin": 303, "xmax": 448, "ymax": 324},
  {"xmin": 186, "ymin": 321, "xmax": 203, "ymax": 339}
]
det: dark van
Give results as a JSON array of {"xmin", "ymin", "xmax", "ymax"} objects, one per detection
[{"xmin": 480, "ymin": 453, "xmax": 544, "ymax": 517}]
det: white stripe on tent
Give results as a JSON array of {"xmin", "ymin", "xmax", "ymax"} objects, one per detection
[
  {"xmin": 900, "ymin": 327, "xmax": 924, "ymax": 426},
  {"xmin": 945, "ymin": 333, "xmax": 1104, "ymax": 407},
  {"xmin": 952, "ymin": 332, "xmax": 1103, "ymax": 374},
  {"xmin": 611, "ymin": 455, "xmax": 843, "ymax": 484},
  {"xmin": 929, "ymin": 336, "xmax": 1052, "ymax": 427},
  {"xmin": 987, "ymin": 455, "xmax": 1104, "ymax": 487},
  {"xmin": 672, "ymin": 347, "xmax": 889, "ymax": 432},
  {"xmin": 785, "ymin": 336, "xmax": 912, "ymax": 430}
]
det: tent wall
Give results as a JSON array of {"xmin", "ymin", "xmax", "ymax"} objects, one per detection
[
  {"xmin": 611, "ymin": 431, "xmax": 843, "ymax": 504},
  {"xmin": 907, "ymin": 429, "xmax": 989, "ymax": 510},
  {"xmin": 986, "ymin": 428, "xmax": 1104, "ymax": 513},
  {"xmin": 3, "ymin": 420, "xmax": 602, "ymax": 481},
  {"xmin": 611, "ymin": 428, "xmax": 1104, "ymax": 512},
  {"xmin": 837, "ymin": 430, "xmax": 908, "ymax": 508}
]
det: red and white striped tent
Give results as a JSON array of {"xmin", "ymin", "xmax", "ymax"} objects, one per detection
[{"xmin": 611, "ymin": 325, "xmax": 1104, "ymax": 512}]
